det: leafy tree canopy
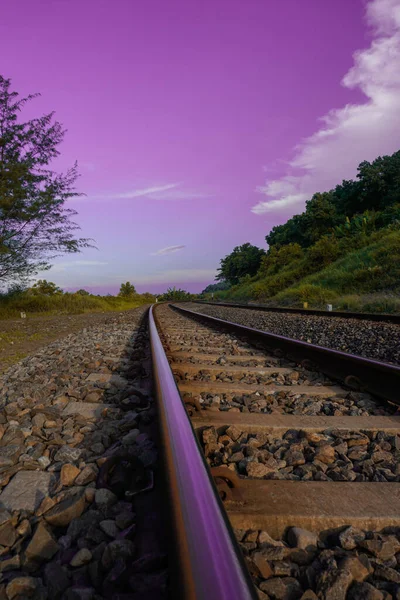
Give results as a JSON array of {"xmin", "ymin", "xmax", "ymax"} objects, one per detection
[
  {"xmin": 0, "ymin": 76, "xmax": 92, "ymax": 284},
  {"xmin": 118, "ymin": 281, "xmax": 137, "ymax": 297},
  {"xmin": 29, "ymin": 279, "xmax": 63, "ymax": 296},
  {"xmin": 75, "ymin": 289, "xmax": 90, "ymax": 296},
  {"xmin": 266, "ymin": 150, "xmax": 400, "ymax": 250},
  {"xmin": 216, "ymin": 243, "xmax": 266, "ymax": 285}
]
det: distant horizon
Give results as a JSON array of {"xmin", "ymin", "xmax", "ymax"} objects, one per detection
[
  {"xmin": 63, "ymin": 281, "xmax": 211, "ymax": 296},
  {"xmin": 2, "ymin": 0, "xmax": 400, "ymax": 291}
]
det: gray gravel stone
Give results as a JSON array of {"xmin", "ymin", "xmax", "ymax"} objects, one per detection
[
  {"xmin": 95, "ymin": 488, "xmax": 118, "ymax": 510},
  {"xmin": 186, "ymin": 303, "xmax": 400, "ymax": 365},
  {"xmin": 0, "ymin": 471, "xmax": 54, "ymax": 511}
]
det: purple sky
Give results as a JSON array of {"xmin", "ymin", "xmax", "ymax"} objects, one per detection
[{"xmin": 1, "ymin": 0, "xmax": 400, "ymax": 294}]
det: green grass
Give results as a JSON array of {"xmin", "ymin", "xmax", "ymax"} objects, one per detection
[{"xmin": 0, "ymin": 293, "xmax": 154, "ymax": 320}]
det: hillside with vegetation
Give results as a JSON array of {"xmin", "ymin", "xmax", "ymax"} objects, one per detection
[{"xmin": 206, "ymin": 150, "xmax": 400, "ymax": 313}]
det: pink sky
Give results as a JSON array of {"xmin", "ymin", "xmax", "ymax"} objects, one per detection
[{"xmin": 1, "ymin": 0, "xmax": 400, "ymax": 293}]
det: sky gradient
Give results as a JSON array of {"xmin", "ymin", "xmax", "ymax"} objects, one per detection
[{"xmin": 1, "ymin": 0, "xmax": 400, "ymax": 293}]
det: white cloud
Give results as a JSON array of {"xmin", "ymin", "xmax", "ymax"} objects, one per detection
[
  {"xmin": 252, "ymin": 194, "xmax": 309, "ymax": 214},
  {"xmin": 79, "ymin": 182, "xmax": 209, "ymax": 202},
  {"xmin": 147, "ymin": 189, "xmax": 210, "ymax": 200},
  {"xmin": 48, "ymin": 260, "xmax": 108, "ymax": 273},
  {"xmin": 151, "ymin": 245, "xmax": 186, "ymax": 256},
  {"xmin": 252, "ymin": 0, "xmax": 400, "ymax": 215},
  {"xmin": 111, "ymin": 183, "xmax": 180, "ymax": 199}
]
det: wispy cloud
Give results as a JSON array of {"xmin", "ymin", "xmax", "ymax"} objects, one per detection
[
  {"xmin": 112, "ymin": 183, "xmax": 180, "ymax": 199},
  {"xmin": 252, "ymin": 0, "xmax": 400, "ymax": 215},
  {"xmin": 49, "ymin": 260, "xmax": 108, "ymax": 273},
  {"xmin": 81, "ymin": 182, "xmax": 210, "ymax": 202},
  {"xmin": 151, "ymin": 245, "xmax": 186, "ymax": 256},
  {"xmin": 146, "ymin": 189, "xmax": 210, "ymax": 200}
]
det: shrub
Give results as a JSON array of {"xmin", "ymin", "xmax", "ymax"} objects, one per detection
[
  {"xmin": 307, "ymin": 236, "xmax": 341, "ymax": 268},
  {"xmin": 275, "ymin": 284, "xmax": 339, "ymax": 306}
]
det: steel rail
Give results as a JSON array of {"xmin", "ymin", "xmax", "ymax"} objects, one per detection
[
  {"xmin": 194, "ymin": 300, "xmax": 400, "ymax": 324},
  {"xmin": 149, "ymin": 305, "xmax": 257, "ymax": 600},
  {"xmin": 171, "ymin": 304, "xmax": 400, "ymax": 406}
]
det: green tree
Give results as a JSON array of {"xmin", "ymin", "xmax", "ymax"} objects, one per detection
[
  {"xmin": 75, "ymin": 289, "xmax": 90, "ymax": 296},
  {"xmin": 303, "ymin": 192, "xmax": 339, "ymax": 243},
  {"xmin": 332, "ymin": 179, "xmax": 362, "ymax": 216},
  {"xmin": 118, "ymin": 281, "xmax": 137, "ymax": 297},
  {"xmin": 201, "ymin": 281, "xmax": 231, "ymax": 294},
  {"xmin": 30, "ymin": 279, "xmax": 63, "ymax": 295},
  {"xmin": 307, "ymin": 235, "xmax": 341, "ymax": 268},
  {"xmin": 157, "ymin": 287, "xmax": 192, "ymax": 301},
  {"xmin": 258, "ymin": 243, "xmax": 304, "ymax": 276},
  {"xmin": 217, "ymin": 243, "xmax": 266, "ymax": 285},
  {"xmin": 357, "ymin": 152, "xmax": 400, "ymax": 211},
  {"xmin": 0, "ymin": 76, "xmax": 92, "ymax": 283}
]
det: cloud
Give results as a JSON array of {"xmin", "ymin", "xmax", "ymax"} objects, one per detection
[
  {"xmin": 151, "ymin": 245, "xmax": 186, "ymax": 256},
  {"xmin": 49, "ymin": 260, "xmax": 108, "ymax": 273},
  {"xmin": 146, "ymin": 189, "xmax": 210, "ymax": 200},
  {"xmin": 112, "ymin": 183, "xmax": 181, "ymax": 199},
  {"xmin": 252, "ymin": 0, "xmax": 400, "ymax": 215},
  {"xmin": 80, "ymin": 182, "xmax": 209, "ymax": 202},
  {"xmin": 252, "ymin": 193, "xmax": 309, "ymax": 215}
]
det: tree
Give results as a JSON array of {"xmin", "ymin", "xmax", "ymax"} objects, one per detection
[
  {"xmin": 157, "ymin": 287, "xmax": 192, "ymax": 301},
  {"xmin": 216, "ymin": 243, "xmax": 265, "ymax": 285},
  {"xmin": 201, "ymin": 281, "xmax": 231, "ymax": 294},
  {"xmin": 0, "ymin": 76, "xmax": 92, "ymax": 284},
  {"xmin": 266, "ymin": 213, "xmax": 310, "ymax": 248},
  {"xmin": 356, "ymin": 151, "xmax": 400, "ymax": 211},
  {"xmin": 258, "ymin": 243, "xmax": 304, "ymax": 276},
  {"xmin": 29, "ymin": 279, "xmax": 63, "ymax": 295},
  {"xmin": 118, "ymin": 281, "xmax": 136, "ymax": 297},
  {"xmin": 303, "ymin": 192, "xmax": 339, "ymax": 243},
  {"xmin": 75, "ymin": 289, "xmax": 90, "ymax": 295}
]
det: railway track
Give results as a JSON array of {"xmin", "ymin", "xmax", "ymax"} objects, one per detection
[{"xmin": 150, "ymin": 303, "xmax": 400, "ymax": 599}]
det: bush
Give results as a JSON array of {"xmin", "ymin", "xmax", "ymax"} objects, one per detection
[
  {"xmin": 275, "ymin": 284, "xmax": 339, "ymax": 306},
  {"xmin": 307, "ymin": 236, "xmax": 341, "ymax": 268},
  {"xmin": 337, "ymin": 293, "xmax": 400, "ymax": 314},
  {"xmin": 258, "ymin": 244, "xmax": 304, "ymax": 276},
  {"xmin": 0, "ymin": 290, "xmax": 156, "ymax": 319}
]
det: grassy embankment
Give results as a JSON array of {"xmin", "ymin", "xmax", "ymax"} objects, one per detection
[
  {"xmin": 209, "ymin": 228, "xmax": 400, "ymax": 313},
  {"xmin": 0, "ymin": 292, "xmax": 156, "ymax": 371},
  {"xmin": 0, "ymin": 292, "xmax": 155, "ymax": 320}
]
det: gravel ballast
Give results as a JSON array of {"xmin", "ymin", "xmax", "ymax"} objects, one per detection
[
  {"xmin": 202, "ymin": 426, "xmax": 400, "ymax": 482},
  {"xmin": 237, "ymin": 525, "xmax": 400, "ymax": 600},
  {"xmin": 193, "ymin": 389, "xmax": 393, "ymax": 416},
  {"xmin": 185, "ymin": 303, "xmax": 400, "ymax": 365},
  {"xmin": 0, "ymin": 307, "xmax": 168, "ymax": 599}
]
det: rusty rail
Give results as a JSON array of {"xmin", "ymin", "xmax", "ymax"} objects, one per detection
[
  {"xmin": 171, "ymin": 304, "xmax": 400, "ymax": 406},
  {"xmin": 194, "ymin": 300, "xmax": 400, "ymax": 324},
  {"xmin": 149, "ymin": 305, "xmax": 257, "ymax": 600}
]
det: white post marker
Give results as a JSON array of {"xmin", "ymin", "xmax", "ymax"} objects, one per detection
[{"xmin": 326, "ymin": 304, "xmax": 333, "ymax": 312}]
